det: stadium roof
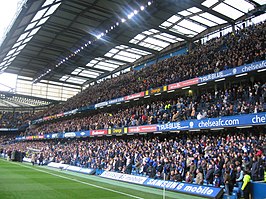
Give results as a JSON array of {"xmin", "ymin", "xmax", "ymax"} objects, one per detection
[{"xmin": 0, "ymin": 0, "xmax": 265, "ymax": 89}]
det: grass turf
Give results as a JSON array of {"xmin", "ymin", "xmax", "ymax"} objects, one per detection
[{"xmin": 0, "ymin": 159, "xmax": 204, "ymax": 199}]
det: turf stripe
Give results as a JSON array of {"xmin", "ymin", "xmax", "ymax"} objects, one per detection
[{"xmin": 2, "ymin": 160, "xmax": 144, "ymax": 199}]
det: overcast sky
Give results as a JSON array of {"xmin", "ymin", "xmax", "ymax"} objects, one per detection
[{"xmin": 0, "ymin": 0, "xmax": 21, "ymax": 44}]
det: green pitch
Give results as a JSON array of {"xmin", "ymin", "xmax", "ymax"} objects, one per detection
[{"xmin": 0, "ymin": 159, "xmax": 204, "ymax": 199}]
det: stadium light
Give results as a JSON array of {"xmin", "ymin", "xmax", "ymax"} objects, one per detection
[
  {"xmin": 128, "ymin": 13, "xmax": 134, "ymax": 19},
  {"xmin": 236, "ymin": 126, "xmax": 252, "ymax": 129},
  {"xmin": 148, "ymin": 1, "xmax": 152, "ymax": 6},
  {"xmin": 197, "ymin": 82, "xmax": 207, "ymax": 86},
  {"xmin": 167, "ymin": 90, "xmax": 175, "ymax": 93},
  {"xmin": 134, "ymin": 10, "xmax": 138, "ymax": 14},
  {"xmin": 235, "ymin": 73, "xmax": 247, "ymax": 77},
  {"xmin": 182, "ymin": 86, "xmax": 190, "ymax": 90},
  {"xmin": 121, "ymin": 18, "xmax": 126, "ymax": 23},
  {"xmin": 140, "ymin": 6, "xmax": 145, "ymax": 11},
  {"xmin": 215, "ymin": 78, "xmax": 225, "ymax": 82},
  {"xmin": 257, "ymin": 68, "xmax": 266, "ymax": 72},
  {"xmin": 210, "ymin": 128, "xmax": 224, "ymax": 131},
  {"xmin": 189, "ymin": 129, "xmax": 200, "ymax": 132},
  {"xmin": 96, "ymin": 34, "xmax": 102, "ymax": 39}
]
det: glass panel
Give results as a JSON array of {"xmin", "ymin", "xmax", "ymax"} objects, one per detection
[
  {"xmin": 161, "ymin": 21, "xmax": 173, "ymax": 28},
  {"xmin": 178, "ymin": 19, "xmax": 206, "ymax": 32},
  {"xmin": 135, "ymin": 34, "xmax": 146, "ymax": 40},
  {"xmin": 104, "ymin": 52, "xmax": 113, "ymax": 57},
  {"xmin": 224, "ymin": 0, "xmax": 254, "ymax": 13},
  {"xmin": 178, "ymin": 10, "xmax": 191, "ymax": 16},
  {"xmin": 6, "ymin": 48, "xmax": 17, "ymax": 56},
  {"xmin": 199, "ymin": 12, "xmax": 227, "ymax": 24},
  {"xmin": 109, "ymin": 49, "xmax": 119, "ymax": 54},
  {"xmin": 94, "ymin": 65, "xmax": 114, "ymax": 71},
  {"xmin": 42, "ymin": 0, "xmax": 55, "ymax": 7},
  {"xmin": 187, "ymin": 7, "xmax": 202, "ymax": 13},
  {"xmin": 113, "ymin": 55, "xmax": 136, "ymax": 62},
  {"xmin": 23, "ymin": 36, "xmax": 33, "ymax": 44},
  {"xmin": 17, "ymin": 44, "xmax": 26, "ymax": 51},
  {"xmin": 78, "ymin": 73, "xmax": 98, "ymax": 78},
  {"xmin": 31, "ymin": 8, "xmax": 49, "ymax": 22},
  {"xmin": 190, "ymin": 15, "xmax": 217, "ymax": 26},
  {"xmin": 25, "ymin": 21, "xmax": 38, "ymax": 31},
  {"xmin": 17, "ymin": 32, "xmax": 29, "ymax": 42},
  {"xmin": 37, "ymin": 16, "xmax": 50, "ymax": 26},
  {"xmin": 170, "ymin": 25, "xmax": 197, "ymax": 36},
  {"xmin": 28, "ymin": 27, "xmax": 41, "ymax": 37},
  {"xmin": 44, "ymin": 3, "xmax": 61, "ymax": 17},
  {"xmin": 117, "ymin": 51, "xmax": 141, "ymax": 59},
  {"xmin": 12, "ymin": 41, "xmax": 22, "ymax": 48},
  {"xmin": 252, "ymin": 0, "xmax": 266, "ymax": 5},
  {"xmin": 144, "ymin": 37, "xmax": 169, "ymax": 47},
  {"xmin": 213, "ymin": 3, "xmax": 244, "ymax": 20},
  {"xmin": 202, "ymin": 0, "xmax": 218, "ymax": 8}
]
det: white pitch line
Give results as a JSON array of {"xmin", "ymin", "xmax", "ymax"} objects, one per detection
[{"xmin": 3, "ymin": 160, "xmax": 144, "ymax": 199}]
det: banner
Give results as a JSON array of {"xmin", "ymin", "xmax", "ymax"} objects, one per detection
[
  {"xmin": 100, "ymin": 171, "xmax": 222, "ymax": 198},
  {"xmin": 108, "ymin": 128, "xmax": 127, "ymax": 135},
  {"xmin": 0, "ymin": 128, "xmax": 18, "ymax": 131},
  {"xmin": 125, "ymin": 92, "xmax": 145, "ymax": 100},
  {"xmin": 47, "ymin": 162, "xmax": 94, "ymax": 174},
  {"xmin": 64, "ymin": 108, "xmax": 78, "ymax": 115},
  {"xmin": 108, "ymin": 97, "xmax": 124, "ymax": 105},
  {"xmin": 168, "ymin": 78, "xmax": 199, "ymax": 90},
  {"xmin": 64, "ymin": 132, "xmax": 76, "ymax": 138},
  {"xmin": 199, "ymin": 60, "xmax": 266, "ymax": 83},
  {"xmin": 95, "ymin": 101, "xmax": 108, "ymax": 108},
  {"xmin": 143, "ymin": 178, "xmax": 223, "ymax": 198},
  {"xmin": 16, "ymin": 113, "xmax": 266, "ymax": 141},
  {"xmin": 128, "ymin": 125, "xmax": 157, "ymax": 133},
  {"xmin": 76, "ymin": 130, "xmax": 90, "ymax": 137},
  {"xmin": 90, "ymin": 129, "xmax": 108, "ymax": 136},
  {"xmin": 100, "ymin": 171, "xmax": 148, "ymax": 184},
  {"xmin": 157, "ymin": 112, "xmax": 266, "ymax": 131}
]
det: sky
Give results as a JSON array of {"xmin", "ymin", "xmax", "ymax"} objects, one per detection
[
  {"xmin": 0, "ymin": 0, "xmax": 22, "ymax": 45},
  {"xmin": 0, "ymin": 0, "xmax": 22, "ymax": 91}
]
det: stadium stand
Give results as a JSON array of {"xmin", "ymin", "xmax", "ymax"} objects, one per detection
[
  {"xmin": 27, "ymin": 21, "xmax": 266, "ymax": 120},
  {"xmin": 0, "ymin": 111, "xmax": 30, "ymax": 129},
  {"xmin": 1, "ymin": 129, "xmax": 265, "ymax": 197},
  {"xmin": 23, "ymin": 80, "xmax": 266, "ymax": 136},
  {"xmin": 0, "ymin": 1, "xmax": 266, "ymax": 199}
]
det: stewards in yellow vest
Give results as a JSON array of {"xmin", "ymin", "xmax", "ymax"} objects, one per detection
[
  {"xmin": 241, "ymin": 170, "xmax": 251, "ymax": 199},
  {"xmin": 264, "ymin": 169, "xmax": 266, "ymax": 182}
]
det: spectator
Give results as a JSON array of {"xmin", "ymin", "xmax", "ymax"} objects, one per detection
[
  {"xmin": 195, "ymin": 168, "xmax": 204, "ymax": 185},
  {"xmin": 206, "ymin": 165, "xmax": 214, "ymax": 185},
  {"xmin": 224, "ymin": 169, "xmax": 231, "ymax": 195},
  {"xmin": 236, "ymin": 166, "xmax": 244, "ymax": 198},
  {"xmin": 251, "ymin": 156, "xmax": 259, "ymax": 181},
  {"xmin": 241, "ymin": 170, "xmax": 251, "ymax": 199}
]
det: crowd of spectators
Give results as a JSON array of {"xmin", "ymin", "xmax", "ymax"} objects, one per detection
[
  {"xmin": 2, "ymin": 130, "xmax": 265, "ymax": 197},
  {"xmin": 23, "ymin": 80, "xmax": 266, "ymax": 136},
  {"xmin": 28, "ymin": 21, "xmax": 266, "ymax": 120},
  {"xmin": 0, "ymin": 111, "xmax": 30, "ymax": 129}
]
